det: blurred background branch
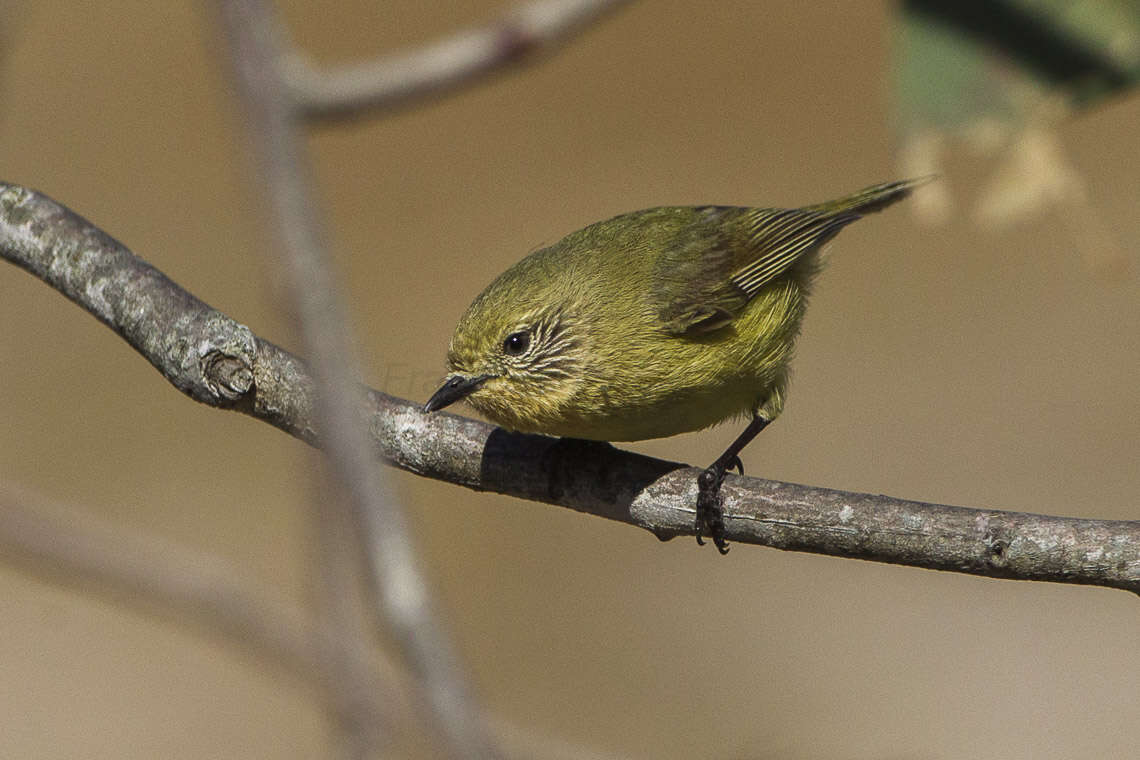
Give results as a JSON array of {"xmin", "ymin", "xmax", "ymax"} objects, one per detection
[
  {"xmin": 0, "ymin": 484, "xmax": 629, "ymax": 760},
  {"xmin": 215, "ymin": 1, "xmax": 492, "ymax": 756},
  {"xmin": 283, "ymin": 0, "xmax": 633, "ymax": 118},
  {"xmin": 0, "ymin": 485, "xmax": 400, "ymax": 746}
]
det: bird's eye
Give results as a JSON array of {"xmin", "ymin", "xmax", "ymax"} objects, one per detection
[{"xmin": 502, "ymin": 330, "xmax": 531, "ymax": 356}]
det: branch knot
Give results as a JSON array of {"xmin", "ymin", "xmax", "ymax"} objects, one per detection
[
  {"xmin": 194, "ymin": 316, "xmax": 257, "ymax": 404},
  {"xmin": 201, "ymin": 349, "xmax": 255, "ymax": 401}
]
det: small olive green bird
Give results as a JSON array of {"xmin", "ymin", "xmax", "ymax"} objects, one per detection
[{"xmin": 425, "ymin": 179, "xmax": 924, "ymax": 553}]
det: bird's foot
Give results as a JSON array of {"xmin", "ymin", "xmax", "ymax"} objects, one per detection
[{"xmin": 694, "ymin": 464, "xmax": 730, "ymax": 554}]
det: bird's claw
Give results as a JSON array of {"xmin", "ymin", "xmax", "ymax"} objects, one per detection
[{"xmin": 695, "ymin": 464, "xmax": 730, "ymax": 554}]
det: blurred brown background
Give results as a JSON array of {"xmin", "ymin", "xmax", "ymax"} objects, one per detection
[{"xmin": 2, "ymin": 1, "xmax": 1139, "ymax": 758}]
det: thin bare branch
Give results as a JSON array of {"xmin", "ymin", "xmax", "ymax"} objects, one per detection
[
  {"xmin": 0, "ymin": 485, "xmax": 400, "ymax": 744},
  {"xmin": 282, "ymin": 0, "xmax": 633, "ymax": 119},
  {"xmin": 4, "ymin": 183, "xmax": 1138, "ymax": 594},
  {"xmin": 214, "ymin": 2, "xmax": 495, "ymax": 757}
]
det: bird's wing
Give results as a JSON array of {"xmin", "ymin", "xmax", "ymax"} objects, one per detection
[
  {"xmin": 654, "ymin": 206, "xmax": 857, "ymax": 335},
  {"xmin": 727, "ymin": 207, "xmax": 859, "ymax": 297},
  {"xmin": 653, "ymin": 179, "xmax": 926, "ymax": 336}
]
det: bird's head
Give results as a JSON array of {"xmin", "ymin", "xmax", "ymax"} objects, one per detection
[{"xmin": 423, "ymin": 286, "xmax": 587, "ymax": 434}]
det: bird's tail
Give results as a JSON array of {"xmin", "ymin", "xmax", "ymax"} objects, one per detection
[{"xmin": 807, "ymin": 176, "xmax": 935, "ymax": 217}]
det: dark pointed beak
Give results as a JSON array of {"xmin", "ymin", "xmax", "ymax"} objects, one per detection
[{"xmin": 423, "ymin": 374, "xmax": 491, "ymax": 413}]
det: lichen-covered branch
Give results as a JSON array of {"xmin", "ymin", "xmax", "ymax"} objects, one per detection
[{"xmin": 3, "ymin": 182, "xmax": 1139, "ymax": 594}]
